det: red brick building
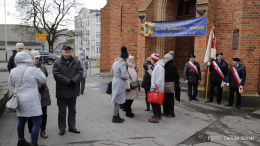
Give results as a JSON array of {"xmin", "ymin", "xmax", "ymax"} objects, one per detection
[{"xmin": 101, "ymin": 0, "xmax": 260, "ymax": 103}]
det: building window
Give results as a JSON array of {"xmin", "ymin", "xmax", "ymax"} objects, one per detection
[
  {"xmin": 177, "ymin": 0, "xmax": 196, "ymax": 16},
  {"xmin": 232, "ymin": 29, "xmax": 239, "ymax": 49}
]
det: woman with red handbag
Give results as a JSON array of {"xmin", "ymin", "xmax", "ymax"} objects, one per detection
[{"xmin": 147, "ymin": 53, "xmax": 165, "ymax": 123}]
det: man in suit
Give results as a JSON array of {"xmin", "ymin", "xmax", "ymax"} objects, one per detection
[
  {"xmin": 225, "ymin": 58, "xmax": 246, "ymax": 110},
  {"xmin": 206, "ymin": 53, "xmax": 228, "ymax": 104},
  {"xmin": 184, "ymin": 55, "xmax": 201, "ymax": 101},
  {"xmin": 53, "ymin": 45, "xmax": 83, "ymax": 135}
]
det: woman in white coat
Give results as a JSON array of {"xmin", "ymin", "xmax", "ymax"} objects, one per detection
[
  {"xmin": 110, "ymin": 46, "xmax": 129, "ymax": 123},
  {"xmin": 8, "ymin": 52, "xmax": 47, "ymax": 146},
  {"xmin": 125, "ymin": 55, "xmax": 139, "ymax": 118},
  {"xmin": 147, "ymin": 53, "xmax": 165, "ymax": 123}
]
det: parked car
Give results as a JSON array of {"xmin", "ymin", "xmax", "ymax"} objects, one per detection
[
  {"xmin": 39, "ymin": 51, "xmax": 57, "ymax": 65},
  {"xmin": 56, "ymin": 55, "xmax": 61, "ymax": 59}
]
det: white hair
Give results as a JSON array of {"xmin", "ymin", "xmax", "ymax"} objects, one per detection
[{"xmin": 15, "ymin": 43, "xmax": 24, "ymax": 49}]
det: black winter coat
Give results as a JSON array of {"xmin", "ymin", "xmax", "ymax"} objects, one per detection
[
  {"xmin": 227, "ymin": 64, "xmax": 246, "ymax": 88},
  {"xmin": 184, "ymin": 61, "xmax": 201, "ymax": 83},
  {"xmin": 163, "ymin": 60, "xmax": 180, "ymax": 106},
  {"xmin": 209, "ymin": 59, "xmax": 228, "ymax": 83},
  {"xmin": 53, "ymin": 56, "xmax": 83, "ymax": 98},
  {"xmin": 7, "ymin": 54, "xmax": 16, "ymax": 73},
  {"xmin": 141, "ymin": 60, "xmax": 152, "ymax": 89}
]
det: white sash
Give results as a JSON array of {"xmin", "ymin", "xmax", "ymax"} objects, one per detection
[
  {"xmin": 189, "ymin": 61, "xmax": 198, "ymax": 74},
  {"xmin": 212, "ymin": 61, "xmax": 224, "ymax": 80},
  {"xmin": 232, "ymin": 66, "xmax": 243, "ymax": 93}
]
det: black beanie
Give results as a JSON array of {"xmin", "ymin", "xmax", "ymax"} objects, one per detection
[{"xmin": 120, "ymin": 46, "xmax": 129, "ymax": 58}]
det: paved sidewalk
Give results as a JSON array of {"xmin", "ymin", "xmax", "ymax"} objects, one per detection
[{"xmin": 0, "ymin": 68, "xmax": 259, "ymax": 146}]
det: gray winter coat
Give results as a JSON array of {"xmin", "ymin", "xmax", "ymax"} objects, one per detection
[
  {"xmin": 148, "ymin": 59, "xmax": 165, "ymax": 93},
  {"xmin": 8, "ymin": 52, "xmax": 47, "ymax": 117},
  {"xmin": 37, "ymin": 63, "xmax": 51, "ymax": 107},
  {"xmin": 110, "ymin": 58, "xmax": 129, "ymax": 104},
  {"xmin": 53, "ymin": 56, "xmax": 83, "ymax": 98},
  {"xmin": 78, "ymin": 55, "xmax": 89, "ymax": 79}
]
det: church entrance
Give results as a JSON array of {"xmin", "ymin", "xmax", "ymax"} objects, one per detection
[{"xmin": 174, "ymin": 0, "xmax": 196, "ymax": 76}]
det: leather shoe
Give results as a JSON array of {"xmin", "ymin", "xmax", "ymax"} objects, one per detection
[
  {"xmin": 189, "ymin": 98, "xmax": 192, "ymax": 101},
  {"xmin": 69, "ymin": 128, "xmax": 80, "ymax": 134},
  {"xmin": 225, "ymin": 103, "xmax": 232, "ymax": 106},
  {"xmin": 59, "ymin": 130, "xmax": 65, "ymax": 136},
  {"xmin": 207, "ymin": 100, "xmax": 213, "ymax": 103},
  {"xmin": 145, "ymin": 107, "xmax": 150, "ymax": 111},
  {"xmin": 217, "ymin": 101, "xmax": 221, "ymax": 105},
  {"xmin": 236, "ymin": 105, "xmax": 240, "ymax": 110},
  {"xmin": 193, "ymin": 97, "xmax": 199, "ymax": 101}
]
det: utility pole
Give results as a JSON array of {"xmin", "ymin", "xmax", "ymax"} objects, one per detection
[{"xmin": 4, "ymin": 0, "xmax": 7, "ymax": 61}]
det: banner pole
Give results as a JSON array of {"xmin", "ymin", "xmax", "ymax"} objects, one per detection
[{"xmin": 205, "ymin": 26, "xmax": 214, "ymax": 103}]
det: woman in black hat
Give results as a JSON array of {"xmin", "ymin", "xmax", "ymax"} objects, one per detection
[{"xmin": 110, "ymin": 46, "xmax": 129, "ymax": 123}]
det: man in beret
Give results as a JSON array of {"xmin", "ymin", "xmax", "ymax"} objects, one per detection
[
  {"xmin": 53, "ymin": 45, "xmax": 83, "ymax": 135},
  {"xmin": 206, "ymin": 53, "xmax": 228, "ymax": 104},
  {"xmin": 184, "ymin": 55, "xmax": 201, "ymax": 101},
  {"xmin": 225, "ymin": 58, "xmax": 246, "ymax": 109}
]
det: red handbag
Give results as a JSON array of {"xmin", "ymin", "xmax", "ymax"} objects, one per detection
[{"xmin": 147, "ymin": 83, "xmax": 165, "ymax": 105}]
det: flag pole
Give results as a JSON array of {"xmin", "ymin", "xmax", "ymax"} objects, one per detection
[{"xmin": 205, "ymin": 26, "xmax": 214, "ymax": 103}]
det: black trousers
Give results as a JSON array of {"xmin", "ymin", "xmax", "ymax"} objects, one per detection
[
  {"xmin": 229, "ymin": 87, "xmax": 241, "ymax": 106},
  {"xmin": 188, "ymin": 83, "xmax": 198, "ymax": 99},
  {"xmin": 125, "ymin": 100, "xmax": 134, "ymax": 113},
  {"xmin": 151, "ymin": 104, "xmax": 161, "ymax": 118},
  {"xmin": 28, "ymin": 106, "xmax": 47, "ymax": 132},
  {"xmin": 80, "ymin": 79, "xmax": 85, "ymax": 94},
  {"xmin": 57, "ymin": 97, "xmax": 77, "ymax": 131},
  {"xmin": 209, "ymin": 81, "xmax": 222, "ymax": 102},
  {"xmin": 144, "ymin": 88, "xmax": 151, "ymax": 108}
]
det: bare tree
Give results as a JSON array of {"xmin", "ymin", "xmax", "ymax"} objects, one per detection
[{"xmin": 15, "ymin": 0, "xmax": 82, "ymax": 53}]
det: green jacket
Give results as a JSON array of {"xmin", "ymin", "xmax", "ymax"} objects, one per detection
[{"xmin": 38, "ymin": 63, "xmax": 51, "ymax": 107}]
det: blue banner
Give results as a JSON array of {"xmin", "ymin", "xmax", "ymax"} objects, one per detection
[{"xmin": 140, "ymin": 17, "xmax": 206, "ymax": 37}]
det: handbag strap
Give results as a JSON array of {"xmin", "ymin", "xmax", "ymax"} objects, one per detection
[
  {"xmin": 155, "ymin": 83, "xmax": 159, "ymax": 93},
  {"xmin": 14, "ymin": 67, "xmax": 29, "ymax": 94}
]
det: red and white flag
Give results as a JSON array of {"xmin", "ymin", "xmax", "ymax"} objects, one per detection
[{"xmin": 204, "ymin": 25, "xmax": 218, "ymax": 65}]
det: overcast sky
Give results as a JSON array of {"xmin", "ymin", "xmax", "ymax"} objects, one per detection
[{"xmin": 0, "ymin": 0, "xmax": 107, "ymax": 29}]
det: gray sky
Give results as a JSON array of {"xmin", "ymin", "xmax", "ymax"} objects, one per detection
[{"xmin": 0, "ymin": 0, "xmax": 107, "ymax": 29}]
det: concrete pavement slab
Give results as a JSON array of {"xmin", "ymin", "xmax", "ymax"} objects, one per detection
[{"xmin": 0, "ymin": 70, "xmax": 259, "ymax": 146}]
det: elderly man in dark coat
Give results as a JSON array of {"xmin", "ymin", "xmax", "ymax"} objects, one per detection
[
  {"xmin": 53, "ymin": 45, "xmax": 83, "ymax": 136},
  {"xmin": 225, "ymin": 58, "xmax": 246, "ymax": 110},
  {"xmin": 184, "ymin": 55, "xmax": 201, "ymax": 101},
  {"xmin": 206, "ymin": 53, "xmax": 228, "ymax": 104}
]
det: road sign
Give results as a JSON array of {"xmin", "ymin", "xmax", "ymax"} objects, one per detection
[{"xmin": 37, "ymin": 34, "xmax": 46, "ymax": 41}]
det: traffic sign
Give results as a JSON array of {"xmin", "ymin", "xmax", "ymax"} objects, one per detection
[{"xmin": 37, "ymin": 34, "xmax": 46, "ymax": 41}]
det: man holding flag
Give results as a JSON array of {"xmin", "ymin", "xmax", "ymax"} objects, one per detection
[
  {"xmin": 206, "ymin": 53, "xmax": 228, "ymax": 104},
  {"xmin": 225, "ymin": 58, "xmax": 246, "ymax": 110}
]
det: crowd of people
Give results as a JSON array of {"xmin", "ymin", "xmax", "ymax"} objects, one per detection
[
  {"xmin": 110, "ymin": 46, "xmax": 246, "ymax": 123},
  {"xmin": 7, "ymin": 43, "xmax": 88, "ymax": 146},
  {"xmin": 7, "ymin": 43, "xmax": 246, "ymax": 146}
]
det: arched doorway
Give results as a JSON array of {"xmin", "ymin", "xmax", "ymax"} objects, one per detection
[{"xmin": 175, "ymin": 0, "xmax": 197, "ymax": 76}]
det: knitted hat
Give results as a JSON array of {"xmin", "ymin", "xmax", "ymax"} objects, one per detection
[
  {"xmin": 164, "ymin": 51, "xmax": 174, "ymax": 60},
  {"xmin": 127, "ymin": 55, "xmax": 135, "ymax": 63},
  {"xmin": 79, "ymin": 51, "xmax": 85, "ymax": 56},
  {"xmin": 151, "ymin": 53, "xmax": 159, "ymax": 62},
  {"xmin": 120, "ymin": 46, "xmax": 129, "ymax": 58}
]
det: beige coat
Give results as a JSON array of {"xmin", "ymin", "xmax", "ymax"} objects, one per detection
[{"xmin": 126, "ymin": 62, "xmax": 139, "ymax": 100}]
